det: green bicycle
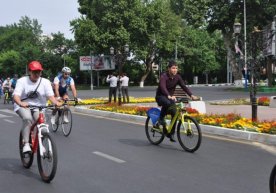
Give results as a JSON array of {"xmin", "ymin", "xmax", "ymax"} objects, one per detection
[
  {"xmin": 3, "ymin": 89, "xmax": 11, "ymax": 104},
  {"xmin": 145, "ymin": 97, "xmax": 202, "ymax": 153}
]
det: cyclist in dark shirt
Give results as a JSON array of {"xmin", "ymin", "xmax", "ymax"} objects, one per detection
[{"xmin": 156, "ymin": 60, "xmax": 199, "ymax": 142}]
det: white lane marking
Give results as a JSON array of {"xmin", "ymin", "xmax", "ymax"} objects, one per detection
[
  {"xmin": 0, "ymin": 109, "xmax": 16, "ymax": 115},
  {"xmin": 0, "ymin": 113, "xmax": 12, "ymax": 118},
  {"xmin": 93, "ymin": 151, "xmax": 126, "ymax": 163},
  {"xmin": 3, "ymin": 119, "xmax": 15, "ymax": 123}
]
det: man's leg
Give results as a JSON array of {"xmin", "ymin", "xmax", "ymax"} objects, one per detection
[
  {"xmin": 16, "ymin": 108, "xmax": 33, "ymax": 152},
  {"xmin": 108, "ymin": 87, "xmax": 112, "ymax": 103},
  {"xmin": 125, "ymin": 87, "xmax": 129, "ymax": 103},
  {"xmin": 113, "ymin": 87, "xmax": 117, "ymax": 102},
  {"xmin": 122, "ymin": 87, "xmax": 126, "ymax": 103}
]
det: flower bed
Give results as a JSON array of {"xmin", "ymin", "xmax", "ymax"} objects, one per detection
[
  {"xmin": 89, "ymin": 103, "xmax": 276, "ymax": 134},
  {"xmin": 74, "ymin": 97, "xmax": 155, "ymax": 105}
]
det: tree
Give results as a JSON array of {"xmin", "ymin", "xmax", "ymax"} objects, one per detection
[{"xmin": 71, "ymin": 0, "xmax": 183, "ymax": 86}]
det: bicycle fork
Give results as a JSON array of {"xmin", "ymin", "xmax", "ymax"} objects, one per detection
[
  {"xmin": 179, "ymin": 112, "xmax": 192, "ymax": 135},
  {"xmin": 37, "ymin": 123, "xmax": 52, "ymax": 157}
]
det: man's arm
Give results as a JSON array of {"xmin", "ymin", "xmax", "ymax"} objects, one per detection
[
  {"xmin": 159, "ymin": 74, "xmax": 170, "ymax": 97},
  {"xmin": 70, "ymin": 84, "xmax": 77, "ymax": 98},
  {"xmin": 54, "ymin": 83, "xmax": 60, "ymax": 98}
]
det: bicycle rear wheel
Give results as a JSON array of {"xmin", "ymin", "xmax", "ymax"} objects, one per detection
[
  {"xmin": 19, "ymin": 131, "xmax": 34, "ymax": 168},
  {"xmin": 37, "ymin": 132, "xmax": 58, "ymax": 183},
  {"xmin": 177, "ymin": 115, "xmax": 202, "ymax": 153},
  {"xmin": 61, "ymin": 108, "xmax": 72, "ymax": 137},
  {"xmin": 145, "ymin": 116, "xmax": 165, "ymax": 145},
  {"xmin": 270, "ymin": 165, "xmax": 276, "ymax": 193}
]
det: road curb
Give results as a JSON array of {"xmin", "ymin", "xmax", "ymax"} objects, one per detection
[{"xmin": 73, "ymin": 106, "xmax": 276, "ymax": 146}]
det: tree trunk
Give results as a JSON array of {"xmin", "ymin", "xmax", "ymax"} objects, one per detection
[
  {"xmin": 223, "ymin": 33, "xmax": 242, "ymax": 82},
  {"xmin": 267, "ymin": 56, "xmax": 273, "ymax": 87},
  {"xmin": 139, "ymin": 40, "xmax": 156, "ymax": 87}
]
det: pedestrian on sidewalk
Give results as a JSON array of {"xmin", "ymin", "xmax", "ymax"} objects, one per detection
[
  {"xmin": 106, "ymin": 72, "xmax": 118, "ymax": 103},
  {"xmin": 120, "ymin": 73, "xmax": 129, "ymax": 103}
]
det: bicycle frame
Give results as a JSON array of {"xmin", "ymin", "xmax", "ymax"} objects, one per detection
[
  {"xmin": 30, "ymin": 109, "xmax": 51, "ymax": 156},
  {"xmin": 165, "ymin": 102, "xmax": 189, "ymax": 134}
]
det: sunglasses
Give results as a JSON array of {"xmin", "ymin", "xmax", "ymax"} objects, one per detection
[{"xmin": 64, "ymin": 73, "xmax": 70, "ymax": 76}]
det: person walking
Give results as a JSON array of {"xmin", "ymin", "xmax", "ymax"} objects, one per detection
[
  {"xmin": 106, "ymin": 72, "xmax": 118, "ymax": 103},
  {"xmin": 120, "ymin": 73, "xmax": 129, "ymax": 103}
]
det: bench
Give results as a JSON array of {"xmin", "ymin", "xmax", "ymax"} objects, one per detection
[
  {"xmin": 173, "ymin": 87, "xmax": 189, "ymax": 99},
  {"xmin": 173, "ymin": 87, "xmax": 206, "ymax": 114}
]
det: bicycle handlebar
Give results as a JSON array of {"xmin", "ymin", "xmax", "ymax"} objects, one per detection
[
  {"xmin": 27, "ymin": 104, "xmax": 56, "ymax": 110},
  {"xmin": 176, "ymin": 96, "xmax": 202, "ymax": 103}
]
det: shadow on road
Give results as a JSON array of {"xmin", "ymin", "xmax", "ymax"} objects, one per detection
[{"xmin": 0, "ymin": 158, "xmax": 40, "ymax": 181}]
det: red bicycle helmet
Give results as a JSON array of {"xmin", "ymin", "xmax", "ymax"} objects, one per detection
[{"xmin": 28, "ymin": 61, "xmax": 43, "ymax": 71}]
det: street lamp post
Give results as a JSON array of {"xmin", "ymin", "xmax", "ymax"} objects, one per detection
[
  {"xmin": 250, "ymin": 28, "xmax": 262, "ymax": 121},
  {"xmin": 90, "ymin": 51, "xmax": 94, "ymax": 91},
  {"xmin": 110, "ymin": 44, "xmax": 129, "ymax": 106},
  {"xmin": 233, "ymin": 22, "xmax": 242, "ymax": 82}
]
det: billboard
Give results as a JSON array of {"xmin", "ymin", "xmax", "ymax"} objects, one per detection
[{"xmin": 80, "ymin": 55, "xmax": 115, "ymax": 71}]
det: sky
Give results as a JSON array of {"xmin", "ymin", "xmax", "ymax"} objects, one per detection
[{"xmin": 0, "ymin": 0, "xmax": 80, "ymax": 39}]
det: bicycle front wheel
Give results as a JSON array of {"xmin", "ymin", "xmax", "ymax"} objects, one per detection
[
  {"xmin": 61, "ymin": 108, "xmax": 72, "ymax": 136},
  {"xmin": 270, "ymin": 165, "xmax": 276, "ymax": 193},
  {"xmin": 145, "ymin": 116, "xmax": 165, "ymax": 145},
  {"xmin": 19, "ymin": 131, "xmax": 34, "ymax": 168},
  {"xmin": 177, "ymin": 115, "xmax": 202, "ymax": 153},
  {"xmin": 37, "ymin": 132, "xmax": 58, "ymax": 183}
]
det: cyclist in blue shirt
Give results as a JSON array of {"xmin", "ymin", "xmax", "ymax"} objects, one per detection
[
  {"xmin": 51, "ymin": 67, "xmax": 78, "ymax": 124},
  {"xmin": 53, "ymin": 67, "xmax": 77, "ymax": 100},
  {"xmin": 11, "ymin": 74, "xmax": 18, "ymax": 89}
]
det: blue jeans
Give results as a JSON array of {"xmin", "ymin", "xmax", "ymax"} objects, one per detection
[{"xmin": 155, "ymin": 95, "xmax": 177, "ymax": 134}]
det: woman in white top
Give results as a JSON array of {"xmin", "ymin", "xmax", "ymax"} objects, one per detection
[{"xmin": 13, "ymin": 61, "xmax": 61, "ymax": 153}]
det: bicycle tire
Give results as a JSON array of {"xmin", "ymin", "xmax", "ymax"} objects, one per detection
[
  {"xmin": 270, "ymin": 165, "xmax": 276, "ymax": 193},
  {"xmin": 145, "ymin": 116, "xmax": 165, "ymax": 145},
  {"xmin": 61, "ymin": 108, "xmax": 73, "ymax": 137},
  {"xmin": 19, "ymin": 131, "xmax": 34, "ymax": 168},
  {"xmin": 37, "ymin": 132, "xmax": 58, "ymax": 183},
  {"xmin": 177, "ymin": 115, "xmax": 202, "ymax": 153}
]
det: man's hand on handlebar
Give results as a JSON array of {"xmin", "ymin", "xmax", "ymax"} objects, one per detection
[
  {"xmin": 19, "ymin": 101, "xmax": 29, "ymax": 108},
  {"xmin": 168, "ymin": 95, "xmax": 177, "ymax": 101},
  {"xmin": 191, "ymin": 95, "xmax": 201, "ymax": 101}
]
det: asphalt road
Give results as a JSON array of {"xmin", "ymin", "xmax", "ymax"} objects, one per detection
[
  {"xmin": 75, "ymin": 85, "xmax": 276, "ymax": 101},
  {"xmin": 0, "ymin": 99, "xmax": 275, "ymax": 193}
]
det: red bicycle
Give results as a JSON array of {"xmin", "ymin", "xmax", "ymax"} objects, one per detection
[{"xmin": 19, "ymin": 105, "xmax": 58, "ymax": 183}]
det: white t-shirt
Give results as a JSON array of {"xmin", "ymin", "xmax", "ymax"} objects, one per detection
[
  {"xmin": 106, "ymin": 76, "xmax": 118, "ymax": 87},
  {"xmin": 53, "ymin": 75, "xmax": 75, "ymax": 88},
  {"xmin": 13, "ymin": 76, "xmax": 54, "ymax": 112},
  {"xmin": 120, "ymin": 76, "xmax": 129, "ymax": 86}
]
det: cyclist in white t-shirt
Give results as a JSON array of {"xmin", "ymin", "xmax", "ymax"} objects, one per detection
[{"xmin": 13, "ymin": 61, "xmax": 62, "ymax": 153}]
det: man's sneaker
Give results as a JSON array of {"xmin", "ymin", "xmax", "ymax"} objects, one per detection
[
  {"xmin": 23, "ymin": 143, "xmax": 32, "ymax": 153},
  {"xmin": 50, "ymin": 115, "xmax": 56, "ymax": 124},
  {"xmin": 167, "ymin": 134, "xmax": 176, "ymax": 142},
  {"xmin": 63, "ymin": 114, "xmax": 69, "ymax": 123}
]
